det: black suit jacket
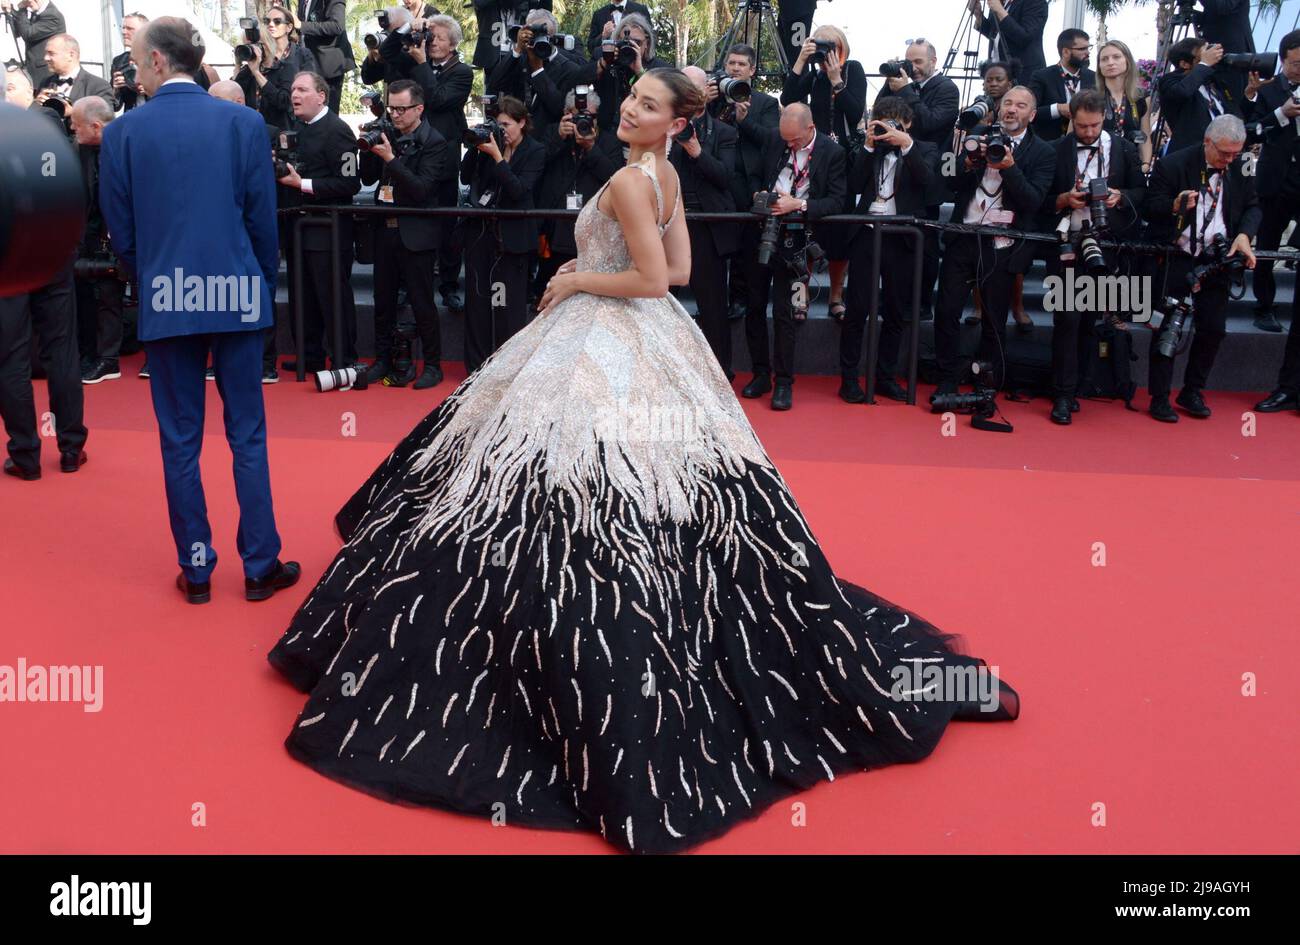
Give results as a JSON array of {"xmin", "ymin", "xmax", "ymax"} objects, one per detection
[
  {"xmin": 297, "ymin": 0, "xmax": 355, "ymax": 81},
  {"xmin": 978, "ymin": 0, "xmax": 1048, "ymax": 77},
  {"xmin": 361, "ymin": 118, "xmax": 451, "ymax": 252},
  {"xmin": 947, "ymin": 125, "xmax": 1057, "ymax": 255},
  {"xmin": 109, "ymin": 50, "xmax": 139, "ymax": 111},
  {"xmin": 586, "ymin": 2, "xmax": 652, "ymax": 57},
  {"xmin": 471, "ymin": 0, "xmax": 554, "ymax": 71},
  {"xmin": 669, "ymin": 113, "xmax": 740, "ymax": 257},
  {"xmin": 539, "ymin": 128, "xmax": 624, "ymax": 255},
  {"xmin": 848, "ymin": 139, "xmax": 943, "ymax": 220},
  {"xmin": 1044, "ymin": 132, "xmax": 1147, "ymax": 237},
  {"xmin": 78, "ymin": 143, "xmax": 107, "ymax": 249},
  {"xmin": 1028, "ymin": 64, "xmax": 1098, "ymax": 141},
  {"xmin": 7, "ymin": 2, "xmax": 64, "ymax": 87},
  {"xmin": 758, "ymin": 130, "xmax": 848, "ymax": 246},
  {"xmin": 461, "ymin": 134, "xmax": 546, "ymax": 254},
  {"xmin": 487, "ymin": 48, "xmax": 581, "ymax": 140},
  {"xmin": 873, "ymin": 73, "xmax": 960, "ymax": 151},
  {"xmin": 283, "ymin": 111, "xmax": 362, "ymax": 251},
  {"xmin": 1245, "ymin": 78, "xmax": 1300, "ymax": 198},
  {"xmin": 409, "ymin": 56, "xmax": 473, "ymax": 177},
  {"xmin": 1197, "ymin": 0, "xmax": 1254, "ymax": 54},
  {"xmin": 781, "ymin": 59, "xmax": 867, "ymax": 143},
  {"xmin": 1143, "ymin": 142, "xmax": 1261, "ymax": 248},
  {"xmin": 1158, "ymin": 64, "xmax": 1243, "ymax": 155},
  {"xmin": 39, "ymin": 69, "xmax": 115, "ymax": 110},
  {"xmin": 709, "ymin": 89, "xmax": 780, "ymax": 210}
]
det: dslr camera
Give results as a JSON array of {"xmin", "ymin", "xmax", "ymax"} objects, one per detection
[
  {"xmin": 879, "ymin": 58, "xmax": 914, "ymax": 80},
  {"xmin": 358, "ymin": 117, "xmax": 400, "ymax": 152},
  {"xmin": 1057, "ymin": 178, "xmax": 1111, "ymax": 275},
  {"xmin": 711, "ymin": 72, "xmax": 751, "ymax": 105},
  {"xmin": 961, "ymin": 123, "xmax": 1012, "ymax": 164},
  {"xmin": 869, "ymin": 118, "xmax": 904, "ymax": 157},
  {"xmin": 751, "ymin": 190, "xmax": 824, "ymax": 317},
  {"xmin": 463, "ymin": 94, "xmax": 504, "ymax": 148},
  {"xmin": 809, "ymin": 39, "xmax": 836, "ymax": 66},
  {"xmin": 73, "ymin": 237, "xmax": 123, "ymax": 281},
  {"xmin": 509, "ymin": 22, "xmax": 576, "ymax": 59},
  {"xmin": 1150, "ymin": 234, "xmax": 1250, "ymax": 358},
  {"xmin": 273, "ymin": 129, "xmax": 300, "ymax": 178},
  {"xmin": 958, "ymin": 94, "xmax": 996, "ymax": 132},
  {"xmin": 572, "ymin": 85, "xmax": 596, "ymax": 137},
  {"xmin": 234, "ymin": 17, "xmax": 260, "ymax": 63}
]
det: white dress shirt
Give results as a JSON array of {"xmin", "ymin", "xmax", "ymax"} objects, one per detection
[
  {"xmin": 775, "ymin": 136, "xmax": 815, "ymax": 202},
  {"xmin": 864, "ymin": 141, "xmax": 914, "ymax": 215},
  {"xmin": 1177, "ymin": 167, "xmax": 1229, "ymax": 256},
  {"xmin": 1070, "ymin": 130, "xmax": 1112, "ymax": 231},
  {"xmin": 963, "ymin": 128, "xmax": 1028, "ymax": 227}
]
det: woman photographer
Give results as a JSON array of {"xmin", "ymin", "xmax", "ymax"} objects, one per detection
[
  {"xmin": 781, "ymin": 25, "xmax": 865, "ymax": 322},
  {"xmin": 1096, "ymin": 39, "xmax": 1153, "ymax": 172},
  {"xmin": 460, "ymin": 95, "xmax": 545, "ymax": 374},
  {"xmin": 235, "ymin": 4, "xmax": 318, "ymax": 131}
]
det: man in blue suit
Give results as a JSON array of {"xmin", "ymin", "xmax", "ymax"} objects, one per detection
[{"xmin": 99, "ymin": 16, "xmax": 300, "ymax": 605}]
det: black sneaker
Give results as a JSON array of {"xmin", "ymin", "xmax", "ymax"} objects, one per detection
[
  {"xmin": 1150, "ymin": 397, "xmax": 1178, "ymax": 423},
  {"xmin": 138, "ymin": 360, "xmax": 150, "ymax": 379},
  {"xmin": 1254, "ymin": 311, "xmax": 1284, "ymax": 333},
  {"xmin": 82, "ymin": 358, "xmax": 122, "ymax": 384},
  {"xmin": 412, "ymin": 363, "xmax": 444, "ymax": 389},
  {"xmin": 262, "ymin": 368, "xmax": 279, "ymax": 384},
  {"xmin": 365, "ymin": 359, "xmax": 392, "ymax": 385},
  {"xmin": 205, "ymin": 366, "xmax": 215, "ymax": 381},
  {"xmin": 1175, "ymin": 388, "xmax": 1211, "ymax": 418}
]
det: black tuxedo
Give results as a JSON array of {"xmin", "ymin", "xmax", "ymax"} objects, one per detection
[
  {"xmin": 74, "ymin": 142, "xmax": 126, "ymax": 364},
  {"xmin": 487, "ymin": 48, "xmax": 581, "ymax": 140},
  {"xmin": 361, "ymin": 119, "xmax": 450, "ymax": 252},
  {"xmin": 1144, "ymin": 144, "xmax": 1261, "ymax": 399},
  {"xmin": 872, "ymin": 73, "xmax": 960, "ymax": 151},
  {"xmin": 287, "ymin": 112, "xmax": 363, "ymax": 250},
  {"xmin": 39, "ymin": 68, "xmax": 115, "ymax": 111},
  {"xmin": 109, "ymin": 50, "xmax": 139, "ymax": 112},
  {"xmin": 671, "ymin": 114, "xmax": 740, "ymax": 375},
  {"xmin": 409, "ymin": 56, "xmax": 473, "ymax": 177},
  {"xmin": 780, "ymin": 59, "xmax": 867, "ymax": 144},
  {"xmin": 978, "ymin": 0, "xmax": 1048, "ymax": 77},
  {"xmin": 297, "ymin": 0, "xmax": 355, "ymax": 111},
  {"xmin": 743, "ymin": 131, "xmax": 847, "ymax": 388},
  {"xmin": 471, "ymin": 1, "xmax": 554, "ymax": 71},
  {"xmin": 1244, "ymin": 78, "xmax": 1300, "ymax": 315},
  {"xmin": 1158, "ymin": 65, "xmax": 1242, "ymax": 155},
  {"xmin": 538, "ymin": 129, "xmax": 624, "ymax": 255},
  {"xmin": 946, "ymin": 126, "xmax": 1056, "ymax": 231},
  {"xmin": 708, "ymin": 89, "xmax": 779, "ymax": 209},
  {"xmin": 5, "ymin": 1, "xmax": 64, "ymax": 87},
  {"xmin": 1028, "ymin": 64, "xmax": 1098, "ymax": 141},
  {"xmin": 586, "ymin": 2, "xmax": 652, "ymax": 57}
]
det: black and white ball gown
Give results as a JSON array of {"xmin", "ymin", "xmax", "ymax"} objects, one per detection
[{"xmin": 268, "ymin": 152, "xmax": 1020, "ymax": 854}]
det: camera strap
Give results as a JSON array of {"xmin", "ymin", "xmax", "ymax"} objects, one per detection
[{"xmin": 1196, "ymin": 167, "xmax": 1224, "ymax": 255}]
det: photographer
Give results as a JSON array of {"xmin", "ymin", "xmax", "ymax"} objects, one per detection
[
  {"xmin": 707, "ymin": 43, "xmax": 779, "ymax": 322},
  {"xmin": 969, "ymin": 0, "xmax": 1048, "ymax": 78},
  {"xmin": 931, "ymin": 85, "xmax": 1055, "ymax": 408},
  {"xmin": 460, "ymin": 94, "xmax": 544, "ymax": 373},
  {"xmin": 1144, "ymin": 114, "xmax": 1259, "ymax": 422},
  {"xmin": 586, "ymin": 2, "xmax": 650, "ymax": 59},
  {"xmin": 295, "ymin": 0, "xmax": 354, "ymax": 113},
  {"xmin": 670, "ymin": 66, "xmax": 740, "ymax": 378},
  {"xmin": 235, "ymin": 5, "xmax": 319, "ymax": 131},
  {"xmin": 840, "ymin": 98, "xmax": 942, "ymax": 404},
  {"xmin": 741, "ymin": 102, "xmax": 847, "ymax": 412},
  {"xmin": 359, "ymin": 79, "xmax": 450, "ymax": 389},
  {"xmin": 274, "ymin": 72, "xmax": 361, "ymax": 382},
  {"xmin": 410, "ymin": 14, "xmax": 473, "ymax": 314},
  {"xmin": 1043, "ymin": 90, "xmax": 1146, "ymax": 425},
  {"xmin": 1028, "ymin": 28, "xmax": 1096, "ymax": 143},
  {"xmin": 579, "ymin": 12, "xmax": 671, "ymax": 134},
  {"xmin": 1097, "ymin": 39, "xmax": 1153, "ymax": 171},
  {"xmin": 533, "ymin": 85, "xmax": 623, "ymax": 305},
  {"xmin": 67, "ymin": 97, "xmax": 127, "ymax": 385},
  {"xmin": 1158, "ymin": 37, "xmax": 1242, "ymax": 156},
  {"xmin": 1243, "ymin": 29, "xmax": 1300, "ymax": 334},
  {"xmin": 34, "ymin": 33, "xmax": 114, "ymax": 122},
  {"xmin": 781, "ymin": 25, "xmax": 864, "ymax": 323},
  {"xmin": 487, "ymin": 8, "xmax": 581, "ymax": 142},
  {"xmin": 1199, "ymin": 0, "xmax": 1256, "ymax": 99},
  {"xmin": 110, "ymin": 12, "xmax": 147, "ymax": 113},
  {"xmin": 471, "ymin": 1, "xmax": 550, "ymax": 70},
  {"xmin": 1, "ymin": 0, "xmax": 65, "ymax": 87}
]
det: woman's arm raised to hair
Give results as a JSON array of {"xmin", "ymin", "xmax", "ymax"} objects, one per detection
[{"xmin": 574, "ymin": 169, "xmax": 670, "ymax": 298}]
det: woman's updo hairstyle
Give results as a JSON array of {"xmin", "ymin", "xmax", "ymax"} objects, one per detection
[{"xmin": 644, "ymin": 67, "xmax": 706, "ymax": 121}]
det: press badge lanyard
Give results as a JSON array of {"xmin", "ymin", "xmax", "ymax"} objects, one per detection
[{"xmin": 1196, "ymin": 167, "xmax": 1223, "ymax": 255}]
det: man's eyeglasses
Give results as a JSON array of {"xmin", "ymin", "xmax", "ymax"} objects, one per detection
[{"xmin": 387, "ymin": 104, "xmax": 419, "ymax": 116}]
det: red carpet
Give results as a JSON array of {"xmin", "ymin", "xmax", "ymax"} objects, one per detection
[{"xmin": 2, "ymin": 351, "xmax": 1297, "ymax": 854}]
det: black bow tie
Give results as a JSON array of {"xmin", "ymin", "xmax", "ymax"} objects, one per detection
[{"xmin": 1077, "ymin": 144, "xmax": 1097, "ymax": 151}]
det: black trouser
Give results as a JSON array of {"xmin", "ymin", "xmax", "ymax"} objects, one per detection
[
  {"xmin": 1277, "ymin": 286, "xmax": 1300, "ymax": 396},
  {"xmin": 436, "ymin": 177, "xmax": 462, "ymax": 299},
  {"xmin": 284, "ymin": 238, "xmax": 358, "ymax": 370},
  {"xmin": 744, "ymin": 228, "xmax": 807, "ymax": 387},
  {"xmin": 74, "ymin": 274, "xmax": 126, "ymax": 362},
  {"xmin": 687, "ymin": 219, "xmax": 732, "ymax": 375},
  {"xmin": 1250, "ymin": 191, "xmax": 1300, "ymax": 314},
  {"xmin": 1044, "ymin": 258, "xmax": 1102, "ymax": 400},
  {"xmin": 373, "ymin": 226, "xmax": 440, "ymax": 366},
  {"xmin": 933, "ymin": 233, "xmax": 1016, "ymax": 388},
  {"xmin": 463, "ymin": 224, "xmax": 528, "ymax": 374},
  {"xmin": 326, "ymin": 75, "xmax": 343, "ymax": 114},
  {"xmin": 841, "ymin": 227, "xmax": 916, "ymax": 383},
  {"xmin": 1149, "ymin": 254, "xmax": 1230, "ymax": 400},
  {"xmin": 919, "ymin": 204, "xmax": 942, "ymax": 312},
  {"xmin": 0, "ymin": 268, "xmax": 87, "ymax": 470}
]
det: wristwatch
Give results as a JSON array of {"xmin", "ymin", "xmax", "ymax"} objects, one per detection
[
  {"xmin": 800, "ymin": 198, "xmax": 808, "ymax": 214},
  {"xmin": 831, "ymin": 80, "xmax": 847, "ymax": 95}
]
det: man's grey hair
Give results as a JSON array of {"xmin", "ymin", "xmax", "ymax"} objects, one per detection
[
  {"xmin": 1206, "ymin": 113, "xmax": 1247, "ymax": 144},
  {"xmin": 48, "ymin": 33, "xmax": 81, "ymax": 58},
  {"xmin": 427, "ymin": 13, "xmax": 462, "ymax": 47},
  {"xmin": 564, "ymin": 86, "xmax": 600, "ymax": 111},
  {"xmin": 140, "ymin": 17, "xmax": 204, "ymax": 74},
  {"xmin": 526, "ymin": 9, "xmax": 559, "ymax": 36},
  {"xmin": 1003, "ymin": 84, "xmax": 1039, "ymax": 107},
  {"xmin": 72, "ymin": 95, "xmax": 114, "ymax": 125},
  {"xmin": 908, "ymin": 40, "xmax": 938, "ymax": 61},
  {"xmin": 618, "ymin": 13, "xmax": 655, "ymax": 60}
]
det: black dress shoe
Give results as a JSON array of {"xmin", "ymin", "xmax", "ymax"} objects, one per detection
[
  {"xmin": 838, "ymin": 378, "xmax": 866, "ymax": 403},
  {"xmin": 1175, "ymin": 388, "xmax": 1211, "ymax": 418},
  {"xmin": 741, "ymin": 374, "xmax": 771, "ymax": 399},
  {"xmin": 59, "ymin": 449, "xmax": 87, "ymax": 473},
  {"xmin": 3, "ymin": 458, "xmax": 40, "ymax": 481},
  {"xmin": 413, "ymin": 363, "xmax": 444, "ymax": 390},
  {"xmin": 176, "ymin": 572, "xmax": 211, "ymax": 605},
  {"xmin": 365, "ymin": 359, "xmax": 392, "ymax": 385},
  {"xmin": 442, "ymin": 292, "xmax": 464, "ymax": 313},
  {"xmin": 245, "ymin": 559, "xmax": 301, "ymax": 602},
  {"xmin": 1050, "ymin": 396, "xmax": 1072, "ymax": 425},
  {"xmin": 1150, "ymin": 397, "xmax": 1179, "ymax": 423},
  {"xmin": 1070, "ymin": 397, "xmax": 1080, "ymax": 413},
  {"xmin": 727, "ymin": 301, "xmax": 746, "ymax": 321},
  {"xmin": 875, "ymin": 377, "xmax": 908, "ymax": 402},
  {"xmin": 1254, "ymin": 311, "xmax": 1284, "ymax": 332},
  {"xmin": 1254, "ymin": 390, "xmax": 1299, "ymax": 412},
  {"xmin": 770, "ymin": 383, "xmax": 792, "ymax": 411}
]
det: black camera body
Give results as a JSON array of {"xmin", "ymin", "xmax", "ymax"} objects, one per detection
[
  {"xmin": 712, "ymin": 73, "xmax": 751, "ymax": 105},
  {"xmin": 41, "ymin": 91, "xmax": 72, "ymax": 120},
  {"xmin": 463, "ymin": 94, "xmax": 504, "ymax": 148},
  {"xmin": 572, "ymin": 85, "xmax": 596, "ymax": 137},
  {"xmin": 879, "ymin": 58, "xmax": 915, "ymax": 80},
  {"xmin": 358, "ymin": 118, "xmax": 399, "ymax": 152},
  {"xmin": 962, "ymin": 123, "xmax": 1011, "ymax": 164},
  {"xmin": 958, "ymin": 94, "xmax": 996, "ymax": 132},
  {"xmin": 234, "ymin": 17, "xmax": 261, "ymax": 64},
  {"xmin": 810, "ymin": 39, "xmax": 836, "ymax": 66},
  {"xmin": 73, "ymin": 238, "xmax": 122, "ymax": 281},
  {"xmin": 1151, "ymin": 234, "xmax": 1249, "ymax": 357},
  {"xmin": 602, "ymin": 38, "xmax": 640, "ymax": 71},
  {"xmin": 870, "ymin": 118, "xmax": 903, "ymax": 157},
  {"xmin": 751, "ymin": 190, "xmax": 823, "ymax": 313},
  {"xmin": 120, "ymin": 61, "xmax": 137, "ymax": 89},
  {"xmin": 273, "ymin": 129, "xmax": 300, "ymax": 179}
]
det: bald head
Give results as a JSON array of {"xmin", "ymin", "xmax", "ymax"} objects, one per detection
[
  {"xmin": 4, "ymin": 66, "xmax": 34, "ymax": 108},
  {"xmin": 44, "ymin": 33, "xmax": 80, "ymax": 79},
  {"xmin": 780, "ymin": 102, "xmax": 815, "ymax": 149},
  {"xmin": 209, "ymin": 80, "xmax": 245, "ymax": 106},
  {"xmin": 70, "ymin": 95, "xmax": 113, "ymax": 146}
]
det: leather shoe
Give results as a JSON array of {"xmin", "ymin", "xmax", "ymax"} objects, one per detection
[
  {"xmin": 245, "ymin": 559, "xmax": 301, "ymax": 602},
  {"xmin": 1175, "ymin": 388, "xmax": 1211, "ymax": 418},
  {"xmin": 442, "ymin": 292, "xmax": 465, "ymax": 314},
  {"xmin": 59, "ymin": 449, "xmax": 87, "ymax": 473},
  {"xmin": 3, "ymin": 457, "xmax": 40, "ymax": 481},
  {"xmin": 727, "ymin": 301, "xmax": 746, "ymax": 321},
  {"xmin": 1253, "ymin": 311, "xmax": 1284, "ymax": 332},
  {"xmin": 1070, "ymin": 397, "xmax": 1080, "ymax": 413},
  {"xmin": 741, "ymin": 374, "xmax": 771, "ymax": 399},
  {"xmin": 365, "ymin": 359, "xmax": 392, "ymax": 385},
  {"xmin": 413, "ymin": 363, "xmax": 444, "ymax": 390},
  {"xmin": 838, "ymin": 378, "xmax": 866, "ymax": 404},
  {"xmin": 1254, "ymin": 390, "xmax": 1298, "ymax": 412},
  {"xmin": 1050, "ymin": 396, "xmax": 1072, "ymax": 425},
  {"xmin": 1150, "ymin": 397, "xmax": 1178, "ymax": 423},
  {"xmin": 770, "ymin": 383, "xmax": 792, "ymax": 411},
  {"xmin": 176, "ymin": 571, "xmax": 211, "ymax": 605},
  {"xmin": 875, "ymin": 377, "xmax": 908, "ymax": 402}
]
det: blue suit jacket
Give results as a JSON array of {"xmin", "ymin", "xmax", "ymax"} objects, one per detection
[{"xmin": 99, "ymin": 81, "xmax": 279, "ymax": 340}]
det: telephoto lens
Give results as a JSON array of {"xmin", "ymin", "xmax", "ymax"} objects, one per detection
[
  {"xmin": 314, "ymin": 366, "xmax": 368, "ymax": 392},
  {"xmin": 958, "ymin": 95, "xmax": 995, "ymax": 131}
]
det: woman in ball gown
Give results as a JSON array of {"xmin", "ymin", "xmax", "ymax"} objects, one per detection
[{"xmin": 267, "ymin": 68, "xmax": 1021, "ymax": 854}]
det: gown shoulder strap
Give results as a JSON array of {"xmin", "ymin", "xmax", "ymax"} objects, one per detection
[{"xmin": 629, "ymin": 152, "xmax": 665, "ymax": 225}]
